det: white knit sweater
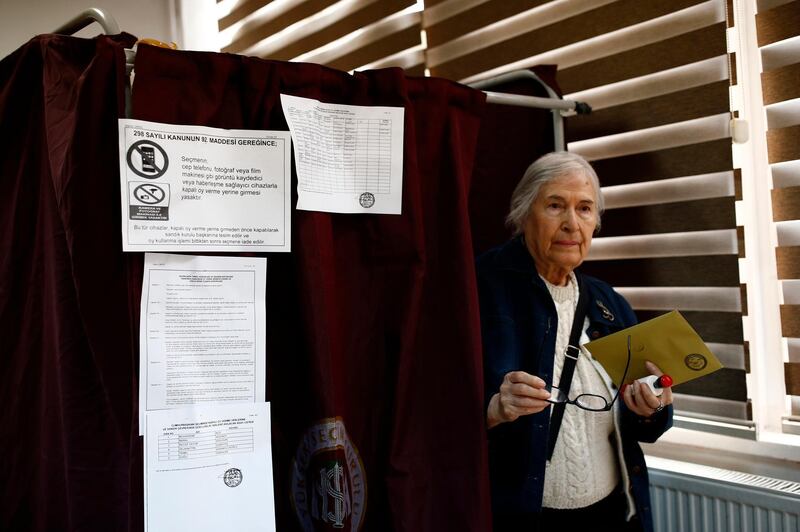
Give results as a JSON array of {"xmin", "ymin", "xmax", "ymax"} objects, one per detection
[{"xmin": 541, "ymin": 273, "xmax": 620, "ymax": 509}]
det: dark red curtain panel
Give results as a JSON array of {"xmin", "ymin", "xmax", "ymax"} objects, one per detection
[
  {"xmin": 469, "ymin": 66, "xmax": 560, "ymax": 256},
  {"xmin": 131, "ymin": 44, "xmax": 490, "ymax": 532},
  {"xmin": 1, "ymin": 38, "xmax": 490, "ymax": 531},
  {"xmin": 0, "ymin": 33, "xmax": 139, "ymax": 531}
]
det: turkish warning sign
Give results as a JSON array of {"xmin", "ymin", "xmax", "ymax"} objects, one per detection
[{"xmin": 118, "ymin": 119, "xmax": 292, "ymax": 252}]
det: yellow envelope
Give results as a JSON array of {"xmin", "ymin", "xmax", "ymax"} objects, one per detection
[{"xmin": 584, "ymin": 310, "xmax": 723, "ymax": 386}]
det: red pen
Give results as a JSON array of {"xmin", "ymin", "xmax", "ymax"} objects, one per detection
[
  {"xmin": 621, "ymin": 375, "xmax": 673, "ymax": 396},
  {"xmin": 636, "ymin": 374, "xmax": 673, "ymax": 396}
]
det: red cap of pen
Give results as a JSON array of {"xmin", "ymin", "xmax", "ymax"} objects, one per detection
[{"xmin": 656, "ymin": 375, "xmax": 673, "ymax": 388}]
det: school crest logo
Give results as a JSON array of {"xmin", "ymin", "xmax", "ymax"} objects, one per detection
[{"xmin": 291, "ymin": 417, "xmax": 367, "ymax": 531}]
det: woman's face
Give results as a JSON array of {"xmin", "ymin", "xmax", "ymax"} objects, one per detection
[{"xmin": 523, "ymin": 171, "xmax": 599, "ymax": 284}]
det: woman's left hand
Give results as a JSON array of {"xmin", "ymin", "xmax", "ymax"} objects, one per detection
[{"xmin": 623, "ymin": 361, "xmax": 673, "ymax": 418}]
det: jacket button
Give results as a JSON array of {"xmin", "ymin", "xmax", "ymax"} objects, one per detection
[
  {"xmin": 631, "ymin": 465, "xmax": 642, "ymax": 475},
  {"xmin": 591, "ymin": 331, "xmax": 600, "ymax": 339}
]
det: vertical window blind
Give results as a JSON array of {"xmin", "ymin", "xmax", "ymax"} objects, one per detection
[{"xmin": 756, "ymin": 0, "xmax": 800, "ymax": 433}]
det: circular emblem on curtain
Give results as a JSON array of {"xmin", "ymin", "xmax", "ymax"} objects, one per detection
[
  {"xmin": 291, "ymin": 417, "xmax": 367, "ymax": 532},
  {"xmin": 359, "ymin": 192, "xmax": 375, "ymax": 208}
]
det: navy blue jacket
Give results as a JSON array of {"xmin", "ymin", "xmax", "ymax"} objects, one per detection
[{"xmin": 477, "ymin": 237, "xmax": 672, "ymax": 531}]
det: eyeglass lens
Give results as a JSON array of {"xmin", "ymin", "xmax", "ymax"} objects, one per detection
[
  {"xmin": 545, "ymin": 335, "xmax": 634, "ymax": 411},
  {"xmin": 546, "ymin": 387, "xmax": 609, "ymax": 411}
]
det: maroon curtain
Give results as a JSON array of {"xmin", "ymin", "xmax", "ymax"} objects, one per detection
[
  {"xmin": 469, "ymin": 66, "xmax": 560, "ymax": 256},
  {"xmin": 0, "ymin": 33, "xmax": 140, "ymax": 531},
  {"xmin": 1, "ymin": 37, "xmax": 491, "ymax": 531}
]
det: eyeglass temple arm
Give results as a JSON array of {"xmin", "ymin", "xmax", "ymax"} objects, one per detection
[{"xmin": 610, "ymin": 335, "xmax": 634, "ymax": 404}]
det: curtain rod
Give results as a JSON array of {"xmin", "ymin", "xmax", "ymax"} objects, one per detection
[
  {"xmin": 52, "ymin": 7, "xmax": 120, "ymax": 36},
  {"xmin": 469, "ymin": 70, "xmax": 591, "ymax": 152},
  {"xmin": 482, "ymin": 91, "xmax": 591, "ymax": 114},
  {"xmin": 469, "ymin": 70, "xmax": 591, "ymax": 114},
  {"xmin": 48, "ymin": 9, "xmax": 592, "ymax": 140}
]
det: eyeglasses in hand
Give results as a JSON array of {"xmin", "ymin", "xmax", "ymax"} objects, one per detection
[{"xmin": 544, "ymin": 335, "xmax": 632, "ymax": 412}]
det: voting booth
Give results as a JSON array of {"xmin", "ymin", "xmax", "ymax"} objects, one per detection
[{"xmin": 0, "ymin": 22, "xmax": 573, "ymax": 530}]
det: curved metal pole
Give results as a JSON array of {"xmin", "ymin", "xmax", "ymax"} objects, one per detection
[
  {"xmin": 53, "ymin": 7, "xmax": 120, "ymax": 36},
  {"xmin": 469, "ymin": 70, "xmax": 591, "ymax": 152},
  {"xmin": 481, "ymin": 91, "xmax": 576, "ymax": 111}
]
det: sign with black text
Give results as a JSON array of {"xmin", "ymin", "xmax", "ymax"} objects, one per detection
[{"xmin": 118, "ymin": 119, "xmax": 292, "ymax": 252}]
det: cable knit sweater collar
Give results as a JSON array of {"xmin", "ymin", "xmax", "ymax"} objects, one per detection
[{"xmin": 540, "ymin": 272, "xmax": 577, "ymax": 305}]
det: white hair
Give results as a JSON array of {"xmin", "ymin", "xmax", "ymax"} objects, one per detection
[{"xmin": 506, "ymin": 151, "xmax": 604, "ymax": 236}]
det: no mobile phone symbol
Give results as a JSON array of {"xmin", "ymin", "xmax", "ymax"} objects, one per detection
[{"xmin": 127, "ymin": 139, "xmax": 169, "ymax": 179}]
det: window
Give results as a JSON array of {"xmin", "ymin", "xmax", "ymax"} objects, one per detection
[{"xmin": 183, "ymin": 0, "xmax": 800, "ymax": 459}]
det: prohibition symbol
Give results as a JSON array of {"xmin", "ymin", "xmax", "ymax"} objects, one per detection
[
  {"xmin": 134, "ymin": 184, "xmax": 166, "ymax": 205},
  {"xmin": 127, "ymin": 140, "xmax": 169, "ymax": 179}
]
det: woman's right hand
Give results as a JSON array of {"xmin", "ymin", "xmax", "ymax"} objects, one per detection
[{"xmin": 487, "ymin": 371, "xmax": 551, "ymax": 429}]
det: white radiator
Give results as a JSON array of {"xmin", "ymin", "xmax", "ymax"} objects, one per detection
[{"xmin": 647, "ymin": 457, "xmax": 800, "ymax": 532}]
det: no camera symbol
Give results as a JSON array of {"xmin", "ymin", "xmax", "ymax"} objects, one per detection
[{"xmin": 134, "ymin": 184, "xmax": 166, "ymax": 205}]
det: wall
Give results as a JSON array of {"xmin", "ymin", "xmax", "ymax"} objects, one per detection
[{"xmin": 0, "ymin": 0, "xmax": 176, "ymax": 59}]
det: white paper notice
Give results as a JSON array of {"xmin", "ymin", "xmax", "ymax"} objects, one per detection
[
  {"xmin": 139, "ymin": 253, "xmax": 266, "ymax": 434},
  {"xmin": 144, "ymin": 403, "xmax": 276, "ymax": 532},
  {"xmin": 118, "ymin": 119, "xmax": 291, "ymax": 252},
  {"xmin": 280, "ymin": 93, "xmax": 404, "ymax": 214}
]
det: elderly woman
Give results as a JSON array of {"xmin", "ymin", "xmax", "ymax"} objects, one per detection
[{"xmin": 477, "ymin": 152, "xmax": 673, "ymax": 531}]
